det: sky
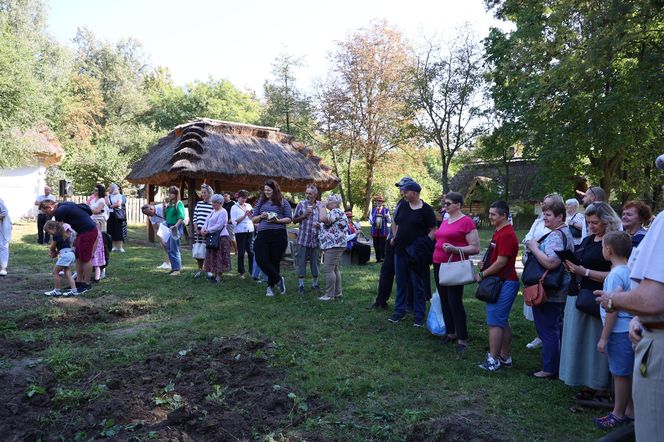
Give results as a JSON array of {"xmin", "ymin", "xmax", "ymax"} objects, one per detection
[{"xmin": 46, "ymin": 0, "xmax": 508, "ymax": 96}]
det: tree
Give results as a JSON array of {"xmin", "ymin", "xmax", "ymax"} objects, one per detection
[
  {"xmin": 261, "ymin": 52, "xmax": 316, "ymax": 142},
  {"xmin": 411, "ymin": 28, "xmax": 488, "ymax": 193},
  {"xmin": 485, "ymin": 0, "xmax": 664, "ymax": 200},
  {"xmin": 325, "ymin": 21, "xmax": 415, "ymax": 218}
]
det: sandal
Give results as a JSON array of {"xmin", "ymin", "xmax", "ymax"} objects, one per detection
[{"xmin": 593, "ymin": 413, "xmax": 625, "ymax": 430}]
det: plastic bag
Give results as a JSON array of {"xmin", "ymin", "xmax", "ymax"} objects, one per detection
[
  {"xmin": 192, "ymin": 242, "xmax": 206, "ymax": 259},
  {"xmin": 426, "ymin": 291, "xmax": 446, "ymax": 336}
]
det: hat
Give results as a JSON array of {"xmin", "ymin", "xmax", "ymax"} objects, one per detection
[
  {"xmin": 374, "ymin": 195, "xmax": 384, "ymax": 202},
  {"xmin": 399, "ymin": 177, "xmax": 422, "ymax": 193},
  {"xmin": 395, "ymin": 176, "xmax": 413, "ymax": 188},
  {"xmin": 345, "ymin": 211, "xmax": 353, "ymax": 217}
]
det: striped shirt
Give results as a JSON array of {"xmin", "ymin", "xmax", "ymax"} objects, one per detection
[{"xmin": 193, "ymin": 201, "xmax": 213, "ymax": 243}]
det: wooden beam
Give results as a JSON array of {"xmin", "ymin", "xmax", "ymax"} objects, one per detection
[
  {"xmin": 188, "ymin": 178, "xmax": 197, "ymax": 241},
  {"xmin": 147, "ymin": 184, "xmax": 156, "ymax": 243}
]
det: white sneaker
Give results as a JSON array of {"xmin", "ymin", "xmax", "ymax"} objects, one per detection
[
  {"xmin": 100, "ymin": 270, "xmax": 106, "ymax": 279},
  {"xmin": 44, "ymin": 289, "xmax": 62, "ymax": 296},
  {"xmin": 0, "ymin": 268, "xmax": 6, "ymax": 276},
  {"xmin": 266, "ymin": 287, "xmax": 275, "ymax": 297},
  {"xmin": 158, "ymin": 262, "xmax": 170, "ymax": 270},
  {"xmin": 63, "ymin": 289, "xmax": 80, "ymax": 297},
  {"xmin": 119, "ymin": 248, "xmax": 125, "ymax": 253},
  {"xmin": 526, "ymin": 337, "xmax": 543, "ymax": 350},
  {"xmin": 318, "ymin": 295, "xmax": 333, "ymax": 301}
]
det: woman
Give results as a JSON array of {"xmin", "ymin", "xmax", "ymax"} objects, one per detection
[
  {"xmin": 192, "ymin": 184, "xmax": 214, "ymax": 278},
  {"xmin": 621, "ymin": 200, "xmax": 652, "ymax": 248},
  {"xmin": 369, "ymin": 195, "xmax": 390, "ymax": 262},
  {"xmin": 105, "ymin": 183, "xmax": 125, "ymax": 252},
  {"xmin": 89, "ymin": 184, "xmax": 109, "ymax": 233},
  {"xmin": 201, "ymin": 194, "xmax": 231, "ymax": 283},
  {"xmin": 566, "ymin": 199, "xmax": 585, "ymax": 246},
  {"xmin": 318, "ymin": 194, "xmax": 348, "ymax": 301},
  {"xmin": 524, "ymin": 199, "xmax": 575, "ymax": 378},
  {"xmin": 560, "ymin": 202, "xmax": 621, "ymax": 391},
  {"xmin": 432, "ymin": 192, "xmax": 480, "ymax": 353},
  {"xmin": 231, "ymin": 189, "xmax": 255, "ymax": 279},
  {"xmin": 251, "ymin": 180, "xmax": 292, "ymax": 297},
  {"xmin": 164, "ymin": 186, "xmax": 186, "ymax": 276},
  {"xmin": 0, "ymin": 197, "xmax": 11, "ymax": 276}
]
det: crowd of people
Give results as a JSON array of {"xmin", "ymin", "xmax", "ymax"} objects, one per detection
[{"xmin": 1, "ymin": 152, "xmax": 661, "ymax": 439}]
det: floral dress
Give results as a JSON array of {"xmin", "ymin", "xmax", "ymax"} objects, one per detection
[{"xmin": 318, "ymin": 208, "xmax": 348, "ymax": 250}]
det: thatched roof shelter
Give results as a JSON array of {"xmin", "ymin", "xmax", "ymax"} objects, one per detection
[
  {"xmin": 17, "ymin": 127, "xmax": 64, "ymax": 167},
  {"xmin": 449, "ymin": 158, "xmax": 540, "ymax": 202},
  {"xmin": 127, "ymin": 119, "xmax": 339, "ymax": 192}
]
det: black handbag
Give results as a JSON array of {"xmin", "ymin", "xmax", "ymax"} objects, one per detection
[
  {"xmin": 575, "ymin": 288, "xmax": 600, "ymax": 317},
  {"xmin": 521, "ymin": 230, "xmax": 569, "ymax": 291},
  {"xmin": 475, "ymin": 275, "xmax": 504, "ymax": 303},
  {"xmin": 569, "ymin": 225, "xmax": 582, "ymax": 238},
  {"xmin": 114, "ymin": 206, "xmax": 126, "ymax": 220},
  {"xmin": 205, "ymin": 232, "xmax": 220, "ymax": 250}
]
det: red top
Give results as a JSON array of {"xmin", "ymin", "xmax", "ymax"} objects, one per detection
[
  {"xmin": 488, "ymin": 224, "xmax": 519, "ymax": 281},
  {"xmin": 433, "ymin": 215, "xmax": 476, "ymax": 264}
]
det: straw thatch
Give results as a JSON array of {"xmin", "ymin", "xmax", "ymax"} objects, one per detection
[
  {"xmin": 449, "ymin": 158, "xmax": 540, "ymax": 202},
  {"xmin": 127, "ymin": 119, "xmax": 339, "ymax": 192},
  {"xmin": 15, "ymin": 127, "xmax": 64, "ymax": 167}
]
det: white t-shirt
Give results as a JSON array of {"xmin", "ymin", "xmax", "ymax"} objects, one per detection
[
  {"xmin": 230, "ymin": 203, "xmax": 254, "ymax": 233},
  {"xmin": 628, "ymin": 211, "xmax": 664, "ymax": 323},
  {"xmin": 149, "ymin": 204, "xmax": 166, "ymax": 225}
]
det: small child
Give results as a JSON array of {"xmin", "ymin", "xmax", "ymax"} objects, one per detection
[
  {"xmin": 43, "ymin": 220, "xmax": 78, "ymax": 297},
  {"xmin": 593, "ymin": 231, "xmax": 634, "ymax": 429}
]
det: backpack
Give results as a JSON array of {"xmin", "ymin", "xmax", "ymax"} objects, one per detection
[{"xmin": 77, "ymin": 203, "xmax": 93, "ymax": 216}]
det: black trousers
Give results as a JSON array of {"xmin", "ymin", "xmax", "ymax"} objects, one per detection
[
  {"xmin": 254, "ymin": 229, "xmax": 287, "ymax": 287},
  {"xmin": 352, "ymin": 242, "xmax": 371, "ymax": 265},
  {"xmin": 37, "ymin": 213, "xmax": 51, "ymax": 244},
  {"xmin": 433, "ymin": 264, "xmax": 468, "ymax": 340},
  {"xmin": 235, "ymin": 232, "xmax": 255, "ymax": 275},
  {"xmin": 373, "ymin": 236, "xmax": 386, "ymax": 262}
]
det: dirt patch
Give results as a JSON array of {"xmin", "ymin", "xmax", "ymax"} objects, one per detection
[
  {"xmin": 0, "ymin": 337, "xmax": 49, "ymax": 359},
  {"xmin": 0, "ymin": 336, "xmax": 328, "ymax": 441},
  {"xmin": 407, "ymin": 412, "xmax": 506, "ymax": 442}
]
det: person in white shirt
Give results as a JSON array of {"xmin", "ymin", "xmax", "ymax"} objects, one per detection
[
  {"xmin": 0, "ymin": 197, "xmax": 11, "ymax": 276},
  {"xmin": 141, "ymin": 203, "xmax": 170, "ymax": 270},
  {"xmin": 230, "ymin": 189, "xmax": 255, "ymax": 279},
  {"xmin": 34, "ymin": 186, "xmax": 57, "ymax": 244},
  {"xmin": 566, "ymin": 199, "xmax": 585, "ymax": 246}
]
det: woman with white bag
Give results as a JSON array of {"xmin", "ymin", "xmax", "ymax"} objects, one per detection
[
  {"xmin": 192, "ymin": 184, "xmax": 214, "ymax": 278},
  {"xmin": 432, "ymin": 192, "xmax": 480, "ymax": 353}
]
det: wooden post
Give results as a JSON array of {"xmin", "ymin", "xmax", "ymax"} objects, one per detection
[
  {"xmin": 188, "ymin": 178, "xmax": 197, "ymax": 240},
  {"xmin": 147, "ymin": 184, "xmax": 156, "ymax": 243}
]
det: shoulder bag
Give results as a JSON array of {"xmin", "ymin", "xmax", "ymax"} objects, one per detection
[
  {"xmin": 206, "ymin": 231, "xmax": 220, "ymax": 250},
  {"xmin": 524, "ymin": 270, "xmax": 548, "ymax": 307},
  {"xmin": 521, "ymin": 230, "xmax": 568, "ymax": 291},
  {"xmin": 475, "ymin": 275, "xmax": 504, "ymax": 303},
  {"xmin": 575, "ymin": 288, "xmax": 600, "ymax": 317},
  {"xmin": 438, "ymin": 250, "xmax": 476, "ymax": 286}
]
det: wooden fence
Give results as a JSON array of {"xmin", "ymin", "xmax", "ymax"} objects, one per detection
[{"xmin": 70, "ymin": 195, "xmax": 148, "ymax": 225}]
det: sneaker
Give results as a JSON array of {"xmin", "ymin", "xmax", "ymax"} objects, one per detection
[
  {"xmin": 63, "ymin": 289, "xmax": 80, "ymax": 297},
  {"xmin": 0, "ymin": 268, "xmax": 6, "ymax": 277},
  {"xmin": 78, "ymin": 284, "xmax": 92, "ymax": 294},
  {"xmin": 298, "ymin": 285, "xmax": 305, "ymax": 295},
  {"xmin": 318, "ymin": 295, "xmax": 333, "ymax": 301},
  {"xmin": 413, "ymin": 320, "xmax": 424, "ymax": 327},
  {"xmin": 278, "ymin": 276, "xmax": 286, "ymax": 295},
  {"xmin": 266, "ymin": 287, "xmax": 275, "ymax": 297},
  {"xmin": 194, "ymin": 271, "xmax": 202, "ymax": 278},
  {"xmin": 498, "ymin": 355, "xmax": 513, "ymax": 368},
  {"xmin": 119, "ymin": 248, "xmax": 126, "ymax": 253},
  {"xmin": 158, "ymin": 262, "xmax": 170, "ymax": 270},
  {"xmin": 111, "ymin": 247, "xmax": 118, "ymax": 252},
  {"xmin": 479, "ymin": 353, "xmax": 501, "ymax": 372},
  {"xmin": 44, "ymin": 289, "xmax": 62, "ymax": 297},
  {"xmin": 526, "ymin": 337, "xmax": 543, "ymax": 349},
  {"xmin": 169, "ymin": 270, "xmax": 181, "ymax": 276},
  {"xmin": 100, "ymin": 269, "xmax": 106, "ymax": 279},
  {"xmin": 388, "ymin": 314, "xmax": 406, "ymax": 323}
]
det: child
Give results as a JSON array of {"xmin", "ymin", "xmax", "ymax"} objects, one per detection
[
  {"xmin": 43, "ymin": 220, "xmax": 78, "ymax": 297},
  {"xmin": 593, "ymin": 231, "xmax": 634, "ymax": 429}
]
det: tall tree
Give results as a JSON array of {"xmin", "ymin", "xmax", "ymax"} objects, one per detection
[
  {"xmin": 326, "ymin": 21, "xmax": 414, "ymax": 218},
  {"xmin": 485, "ymin": 0, "xmax": 664, "ymax": 199},
  {"xmin": 411, "ymin": 28, "xmax": 488, "ymax": 193}
]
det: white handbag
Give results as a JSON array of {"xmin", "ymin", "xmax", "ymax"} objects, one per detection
[
  {"xmin": 438, "ymin": 250, "xmax": 476, "ymax": 286},
  {"xmin": 192, "ymin": 242, "xmax": 206, "ymax": 259}
]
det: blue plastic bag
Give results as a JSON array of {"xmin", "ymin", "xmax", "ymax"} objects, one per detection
[{"xmin": 426, "ymin": 291, "xmax": 446, "ymax": 336}]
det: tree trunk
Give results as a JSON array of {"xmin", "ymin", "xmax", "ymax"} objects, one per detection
[
  {"xmin": 441, "ymin": 158, "xmax": 450, "ymax": 194},
  {"xmin": 362, "ymin": 162, "xmax": 376, "ymax": 220}
]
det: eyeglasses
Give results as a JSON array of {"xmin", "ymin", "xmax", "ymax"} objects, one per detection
[{"xmin": 444, "ymin": 201, "xmax": 456, "ymax": 206}]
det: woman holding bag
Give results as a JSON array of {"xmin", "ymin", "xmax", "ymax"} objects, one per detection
[
  {"xmin": 432, "ymin": 192, "xmax": 480, "ymax": 353},
  {"xmin": 192, "ymin": 184, "xmax": 214, "ymax": 278},
  {"xmin": 560, "ymin": 202, "xmax": 620, "ymax": 392},
  {"xmin": 201, "ymin": 194, "xmax": 231, "ymax": 283},
  {"xmin": 523, "ymin": 199, "xmax": 574, "ymax": 378}
]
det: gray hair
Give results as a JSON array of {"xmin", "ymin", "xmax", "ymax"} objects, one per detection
[
  {"xmin": 141, "ymin": 203, "xmax": 154, "ymax": 213},
  {"xmin": 109, "ymin": 183, "xmax": 119, "ymax": 193},
  {"xmin": 201, "ymin": 184, "xmax": 214, "ymax": 194},
  {"xmin": 585, "ymin": 202, "xmax": 621, "ymax": 232},
  {"xmin": 565, "ymin": 199, "xmax": 579, "ymax": 206},
  {"xmin": 544, "ymin": 193, "xmax": 564, "ymax": 204},
  {"xmin": 327, "ymin": 193, "xmax": 342, "ymax": 207},
  {"xmin": 210, "ymin": 193, "xmax": 224, "ymax": 204}
]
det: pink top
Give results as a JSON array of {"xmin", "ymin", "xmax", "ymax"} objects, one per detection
[{"xmin": 433, "ymin": 215, "xmax": 476, "ymax": 264}]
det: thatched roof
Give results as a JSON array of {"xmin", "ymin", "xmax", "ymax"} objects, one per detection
[
  {"xmin": 449, "ymin": 158, "xmax": 540, "ymax": 201},
  {"xmin": 127, "ymin": 119, "xmax": 339, "ymax": 192},
  {"xmin": 15, "ymin": 127, "xmax": 64, "ymax": 167}
]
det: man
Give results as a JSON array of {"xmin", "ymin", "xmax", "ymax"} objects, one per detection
[
  {"xmin": 388, "ymin": 177, "xmax": 437, "ymax": 327},
  {"xmin": 141, "ymin": 203, "xmax": 171, "ymax": 270},
  {"xmin": 222, "ymin": 192, "xmax": 237, "ymax": 254},
  {"xmin": 476, "ymin": 200, "xmax": 520, "ymax": 372},
  {"xmin": 370, "ymin": 178, "xmax": 408, "ymax": 309},
  {"xmin": 577, "ymin": 186, "xmax": 606, "ymax": 239},
  {"xmin": 39, "ymin": 200, "xmax": 98, "ymax": 293},
  {"xmin": 292, "ymin": 185, "xmax": 321, "ymax": 294},
  {"xmin": 369, "ymin": 195, "xmax": 390, "ymax": 263},
  {"xmin": 34, "ymin": 186, "xmax": 57, "ymax": 244}
]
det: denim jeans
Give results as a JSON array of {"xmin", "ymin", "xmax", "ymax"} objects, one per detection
[
  {"xmin": 167, "ymin": 224, "xmax": 182, "ymax": 271},
  {"xmin": 394, "ymin": 252, "xmax": 427, "ymax": 322},
  {"xmin": 296, "ymin": 244, "xmax": 319, "ymax": 279},
  {"xmin": 533, "ymin": 301, "xmax": 565, "ymax": 374}
]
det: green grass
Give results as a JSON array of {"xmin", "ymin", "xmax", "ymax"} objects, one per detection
[{"xmin": 3, "ymin": 222, "xmax": 605, "ymax": 441}]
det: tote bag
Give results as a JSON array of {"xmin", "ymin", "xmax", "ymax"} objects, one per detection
[{"xmin": 438, "ymin": 250, "xmax": 476, "ymax": 286}]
